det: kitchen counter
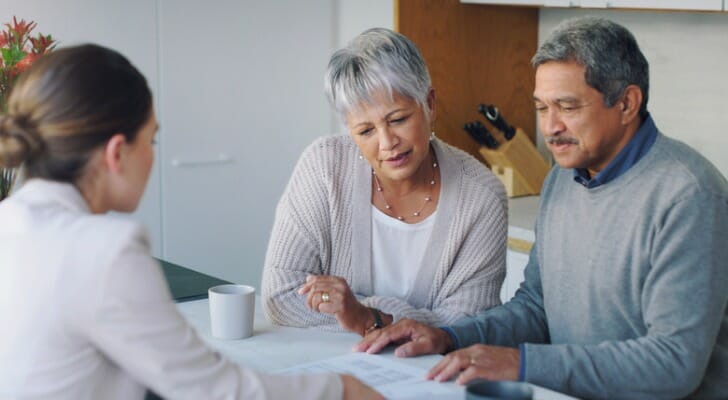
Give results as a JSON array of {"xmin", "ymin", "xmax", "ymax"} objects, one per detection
[{"xmin": 507, "ymin": 195, "xmax": 539, "ymax": 254}]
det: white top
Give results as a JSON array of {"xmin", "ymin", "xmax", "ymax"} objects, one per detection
[
  {"xmin": 0, "ymin": 179, "xmax": 341, "ymax": 400},
  {"xmin": 371, "ymin": 206, "xmax": 437, "ymax": 299}
]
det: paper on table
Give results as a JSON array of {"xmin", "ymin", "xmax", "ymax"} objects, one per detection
[{"xmin": 278, "ymin": 352, "xmax": 462, "ymax": 400}]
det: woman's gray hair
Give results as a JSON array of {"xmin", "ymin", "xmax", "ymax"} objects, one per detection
[
  {"xmin": 324, "ymin": 27, "xmax": 432, "ymax": 117},
  {"xmin": 532, "ymin": 17, "xmax": 649, "ymax": 119}
]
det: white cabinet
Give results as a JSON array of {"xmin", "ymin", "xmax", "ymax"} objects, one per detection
[
  {"xmin": 543, "ymin": 0, "xmax": 579, "ymax": 6},
  {"xmin": 604, "ymin": 0, "xmax": 723, "ymax": 10},
  {"xmin": 158, "ymin": 0, "xmax": 335, "ymax": 285},
  {"xmin": 462, "ymin": 0, "xmax": 724, "ymax": 10},
  {"xmin": 461, "ymin": 0, "xmax": 543, "ymax": 5}
]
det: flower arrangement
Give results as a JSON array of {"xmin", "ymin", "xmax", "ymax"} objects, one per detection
[{"xmin": 0, "ymin": 17, "xmax": 56, "ymax": 200}]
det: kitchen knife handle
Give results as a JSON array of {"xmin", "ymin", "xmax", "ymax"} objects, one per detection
[{"xmin": 478, "ymin": 104, "xmax": 516, "ymax": 140}]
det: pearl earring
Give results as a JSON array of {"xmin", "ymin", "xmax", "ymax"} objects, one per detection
[
  {"xmin": 358, "ymin": 155, "xmax": 363, "ymax": 160},
  {"xmin": 429, "ymin": 131, "xmax": 436, "ymax": 141}
]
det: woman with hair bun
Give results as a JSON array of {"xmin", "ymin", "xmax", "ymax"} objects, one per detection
[{"xmin": 0, "ymin": 44, "xmax": 379, "ymax": 400}]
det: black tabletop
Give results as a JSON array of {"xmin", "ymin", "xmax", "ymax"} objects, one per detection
[{"xmin": 157, "ymin": 258, "xmax": 232, "ymax": 302}]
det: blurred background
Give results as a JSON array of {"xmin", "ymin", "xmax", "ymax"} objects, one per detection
[{"xmin": 2, "ymin": 0, "xmax": 725, "ymax": 289}]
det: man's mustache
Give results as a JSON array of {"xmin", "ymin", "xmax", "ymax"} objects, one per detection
[{"xmin": 546, "ymin": 136, "xmax": 579, "ymax": 145}]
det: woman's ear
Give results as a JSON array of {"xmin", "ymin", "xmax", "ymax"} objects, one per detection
[
  {"xmin": 103, "ymin": 133, "xmax": 127, "ymax": 175},
  {"xmin": 620, "ymin": 85, "xmax": 643, "ymax": 125},
  {"xmin": 426, "ymin": 88, "xmax": 436, "ymax": 122}
]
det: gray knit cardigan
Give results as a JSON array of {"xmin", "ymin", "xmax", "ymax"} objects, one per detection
[{"xmin": 262, "ymin": 135, "xmax": 507, "ymax": 330}]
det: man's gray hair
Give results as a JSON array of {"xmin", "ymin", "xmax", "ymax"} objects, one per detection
[
  {"xmin": 325, "ymin": 27, "xmax": 432, "ymax": 117},
  {"xmin": 532, "ymin": 17, "xmax": 649, "ymax": 119}
]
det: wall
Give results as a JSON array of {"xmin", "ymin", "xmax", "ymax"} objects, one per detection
[
  {"xmin": 157, "ymin": 0, "xmax": 338, "ymax": 286},
  {"xmin": 538, "ymin": 9, "xmax": 728, "ymax": 177},
  {"xmin": 330, "ymin": 0, "xmax": 394, "ymax": 133}
]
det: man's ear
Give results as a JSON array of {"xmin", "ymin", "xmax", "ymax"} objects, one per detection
[
  {"xmin": 619, "ymin": 85, "xmax": 643, "ymax": 125},
  {"xmin": 103, "ymin": 134, "xmax": 127, "ymax": 175}
]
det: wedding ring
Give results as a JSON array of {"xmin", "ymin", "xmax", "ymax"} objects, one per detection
[
  {"xmin": 470, "ymin": 355, "xmax": 477, "ymax": 366},
  {"xmin": 321, "ymin": 292, "xmax": 330, "ymax": 303}
]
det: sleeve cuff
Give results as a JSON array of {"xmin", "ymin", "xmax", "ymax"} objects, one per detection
[
  {"xmin": 438, "ymin": 326, "xmax": 461, "ymax": 350},
  {"xmin": 518, "ymin": 343, "xmax": 526, "ymax": 381}
]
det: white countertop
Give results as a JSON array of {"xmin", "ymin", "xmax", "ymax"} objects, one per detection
[
  {"xmin": 508, "ymin": 196, "xmax": 539, "ymax": 253},
  {"xmin": 508, "ymin": 195, "xmax": 539, "ymax": 233},
  {"xmin": 176, "ymin": 297, "xmax": 578, "ymax": 400}
]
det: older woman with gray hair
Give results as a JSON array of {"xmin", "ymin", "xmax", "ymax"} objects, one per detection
[{"xmin": 262, "ymin": 28, "xmax": 507, "ymax": 336}]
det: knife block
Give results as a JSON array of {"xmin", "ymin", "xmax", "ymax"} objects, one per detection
[{"xmin": 478, "ymin": 128, "xmax": 550, "ymax": 197}]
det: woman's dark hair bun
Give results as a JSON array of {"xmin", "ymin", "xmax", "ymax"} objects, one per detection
[{"xmin": 0, "ymin": 114, "xmax": 43, "ymax": 168}]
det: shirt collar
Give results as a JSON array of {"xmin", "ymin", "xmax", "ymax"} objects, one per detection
[
  {"xmin": 573, "ymin": 113, "xmax": 658, "ymax": 188},
  {"xmin": 15, "ymin": 178, "xmax": 91, "ymax": 213}
]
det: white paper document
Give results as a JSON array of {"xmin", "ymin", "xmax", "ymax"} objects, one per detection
[{"xmin": 278, "ymin": 352, "xmax": 463, "ymax": 399}]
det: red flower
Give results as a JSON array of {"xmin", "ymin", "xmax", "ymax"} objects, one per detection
[
  {"xmin": 11, "ymin": 52, "xmax": 39, "ymax": 75},
  {"xmin": 29, "ymin": 34, "xmax": 55, "ymax": 54},
  {"xmin": 6, "ymin": 17, "xmax": 36, "ymax": 41},
  {"xmin": 0, "ymin": 16, "xmax": 57, "ymax": 112}
]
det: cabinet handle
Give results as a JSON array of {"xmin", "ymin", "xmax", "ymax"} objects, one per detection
[{"xmin": 171, "ymin": 153, "xmax": 233, "ymax": 167}]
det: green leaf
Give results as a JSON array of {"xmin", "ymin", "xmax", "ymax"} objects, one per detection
[{"xmin": 1, "ymin": 45, "xmax": 26, "ymax": 66}]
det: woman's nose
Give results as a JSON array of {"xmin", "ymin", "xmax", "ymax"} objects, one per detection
[{"xmin": 378, "ymin": 128, "xmax": 399, "ymax": 151}]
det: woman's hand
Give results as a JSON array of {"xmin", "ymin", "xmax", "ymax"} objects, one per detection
[
  {"xmin": 298, "ymin": 275, "xmax": 372, "ymax": 334},
  {"xmin": 425, "ymin": 344, "xmax": 520, "ymax": 384}
]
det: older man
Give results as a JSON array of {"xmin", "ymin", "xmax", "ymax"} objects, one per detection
[{"xmin": 355, "ymin": 17, "xmax": 728, "ymax": 400}]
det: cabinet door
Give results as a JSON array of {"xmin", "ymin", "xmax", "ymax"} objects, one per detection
[
  {"xmin": 606, "ymin": 0, "xmax": 723, "ymax": 10},
  {"xmin": 158, "ymin": 0, "xmax": 335, "ymax": 285},
  {"xmin": 461, "ymin": 0, "xmax": 544, "ymax": 5},
  {"xmin": 543, "ymin": 0, "xmax": 579, "ymax": 6}
]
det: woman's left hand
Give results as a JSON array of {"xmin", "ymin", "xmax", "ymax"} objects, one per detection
[{"xmin": 298, "ymin": 275, "xmax": 371, "ymax": 334}]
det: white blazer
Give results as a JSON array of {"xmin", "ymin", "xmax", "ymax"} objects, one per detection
[{"xmin": 0, "ymin": 179, "xmax": 341, "ymax": 400}]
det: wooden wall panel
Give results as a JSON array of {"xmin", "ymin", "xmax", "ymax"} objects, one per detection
[{"xmin": 395, "ymin": 0, "xmax": 538, "ymax": 160}]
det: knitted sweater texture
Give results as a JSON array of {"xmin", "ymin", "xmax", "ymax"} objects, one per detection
[
  {"xmin": 262, "ymin": 135, "xmax": 507, "ymax": 330},
  {"xmin": 448, "ymin": 132, "xmax": 728, "ymax": 399}
]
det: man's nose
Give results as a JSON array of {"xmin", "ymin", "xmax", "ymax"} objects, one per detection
[{"xmin": 541, "ymin": 109, "xmax": 566, "ymax": 137}]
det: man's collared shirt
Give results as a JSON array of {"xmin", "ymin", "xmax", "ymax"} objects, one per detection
[{"xmin": 573, "ymin": 114, "xmax": 658, "ymax": 188}]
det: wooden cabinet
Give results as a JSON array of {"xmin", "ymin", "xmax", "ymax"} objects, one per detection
[{"xmin": 396, "ymin": 0, "xmax": 538, "ymax": 160}]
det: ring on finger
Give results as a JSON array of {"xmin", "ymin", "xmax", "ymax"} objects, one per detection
[
  {"xmin": 470, "ymin": 355, "xmax": 477, "ymax": 366},
  {"xmin": 321, "ymin": 292, "xmax": 330, "ymax": 303}
]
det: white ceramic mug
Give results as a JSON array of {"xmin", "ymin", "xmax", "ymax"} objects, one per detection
[{"xmin": 208, "ymin": 284, "xmax": 255, "ymax": 340}]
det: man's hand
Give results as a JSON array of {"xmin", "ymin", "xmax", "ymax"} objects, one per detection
[
  {"xmin": 426, "ymin": 344, "xmax": 520, "ymax": 384},
  {"xmin": 298, "ymin": 275, "xmax": 371, "ymax": 334},
  {"xmin": 353, "ymin": 318, "xmax": 454, "ymax": 357}
]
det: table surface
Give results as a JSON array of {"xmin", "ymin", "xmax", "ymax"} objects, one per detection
[{"xmin": 176, "ymin": 297, "xmax": 578, "ymax": 400}]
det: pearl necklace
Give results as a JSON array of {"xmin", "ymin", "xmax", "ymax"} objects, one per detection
[{"xmin": 372, "ymin": 157, "xmax": 438, "ymax": 222}]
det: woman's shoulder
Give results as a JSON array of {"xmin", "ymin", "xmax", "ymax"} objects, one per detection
[
  {"xmin": 303, "ymin": 135, "xmax": 357, "ymax": 156},
  {"xmin": 296, "ymin": 134, "xmax": 359, "ymax": 173},
  {"xmin": 69, "ymin": 214, "xmax": 149, "ymax": 259}
]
